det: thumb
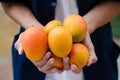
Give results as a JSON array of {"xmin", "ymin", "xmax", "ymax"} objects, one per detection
[
  {"xmin": 14, "ymin": 40, "xmax": 24, "ymax": 55},
  {"xmin": 14, "ymin": 33, "xmax": 24, "ymax": 55},
  {"xmin": 18, "ymin": 44, "xmax": 24, "ymax": 55}
]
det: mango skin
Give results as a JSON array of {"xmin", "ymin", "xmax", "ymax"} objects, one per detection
[
  {"xmin": 48, "ymin": 26, "xmax": 72, "ymax": 58},
  {"xmin": 22, "ymin": 27, "xmax": 48, "ymax": 61},
  {"xmin": 70, "ymin": 43, "xmax": 89, "ymax": 68},
  {"xmin": 63, "ymin": 14, "xmax": 87, "ymax": 42}
]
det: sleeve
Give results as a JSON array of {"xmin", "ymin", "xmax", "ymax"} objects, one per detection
[
  {"xmin": 0, "ymin": 0, "xmax": 28, "ymax": 3},
  {"xmin": 112, "ymin": 0, "xmax": 120, "ymax": 2},
  {"xmin": 0, "ymin": 0, "xmax": 30, "ymax": 6},
  {"xmin": 0, "ymin": 0, "xmax": 11, "ymax": 2},
  {"xmin": 101, "ymin": 0, "xmax": 120, "ymax": 2}
]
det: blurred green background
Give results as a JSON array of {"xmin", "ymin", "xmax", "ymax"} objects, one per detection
[
  {"xmin": 111, "ymin": 13, "xmax": 120, "ymax": 80},
  {"xmin": 111, "ymin": 14, "xmax": 120, "ymax": 38}
]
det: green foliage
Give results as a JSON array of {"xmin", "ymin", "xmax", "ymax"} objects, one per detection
[{"xmin": 111, "ymin": 14, "xmax": 120, "ymax": 38}]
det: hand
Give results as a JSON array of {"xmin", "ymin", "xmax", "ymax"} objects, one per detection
[
  {"xmin": 63, "ymin": 58, "xmax": 82, "ymax": 74},
  {"xmin": 32, "ymin": 52, "xmax": 62, "ymax": 74},
  {"xmin": 14, "ymin": 33, "xmax": 62, "ymax": 74},
  {"xmin": 63, "ymin": 32, "xmax": 98, "ymax": 74},
  {"xmin": 83, "ymin": 32, "xmax": 98, "ymax": 66}
]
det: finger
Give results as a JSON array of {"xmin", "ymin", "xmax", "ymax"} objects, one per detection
[
  {"xmin": 49, "ymin": 68, "xmax": 59, "ymax": 73},
  {"xmin": 56, "ymin": 69, "xmax": 63, "ymax": 74},
  {"xmin": 83, "ymin": 32, "xmax": 97, "ymax": 66},
  {"xmin": 18, "ymin": 45, "xmax": 24, "ymax": 55},
  {"xmin": 87, "ymin": 53, "xmax": 98, "ymax": 66},
  {"xmin": 83, "ymin": 32, "xmax": 94, "ymax": 51},
  {"xmin": 40, "ymin": 58, "xmax": 55, "ymax": 71},
  {"xmin": 49, "ymin": 68, "xmax": 63, "ymax": 74},
  {"xmin": 33, "ymin": 52, "xmax": 51, "ymax": 67},
  {"xmin": 86, "ymin": 43, "xmax": 97, "ymax": 66},
  {"xmin": 38, "ymin": 67, "xmax": 58, "ymax": 74},
  {"xmin": 14, "ymin": 33, "xmax": 24, "ymax": 55},
  {"xmin": 87, "ymin": 45, "xmax": 97, "ymax": 66},
  {"xmin": 71, "ymin": 64, "xmax": 81, "ymax": 74},
  {"xmin": 50, "ymin": 68, "xmax": 63, "ymax": 74},
  {"xmin": 14, "ymin": 38, "xmax": 23, "ymax": 55},
  {"xmin": 63, "ymin": 57, "xmax": 70, "ymax": 71}
]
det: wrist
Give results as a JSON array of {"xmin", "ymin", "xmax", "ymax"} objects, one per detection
[
  {"xmin": 23, "ymin": 22, "xmax": 44, "ymax": 30},
  {"xmin": 83, "ymin": 16, "xmax": 96, "ymax": 34}
]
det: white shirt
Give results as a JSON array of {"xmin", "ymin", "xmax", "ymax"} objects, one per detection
[
  {"xmin": 55, "ymin": 0, "xmax": 78, "ymax": 22},
  {"xmin": 45, "ymin": 0, "xmax": 84, "ymax": 80},
  {"xmin": 45, "ymin": 70, "xmax": 84, "ymax": 80}
]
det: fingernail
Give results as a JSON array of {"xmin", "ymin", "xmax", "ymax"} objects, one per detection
[
  {"xmin": 18, "ymin": 48, "xmax": 21, "ymax": 55},
  {"xmin": 72, "ymin": 65, "xmax": 76, "ymax": 70},
  {"xmin": 50, "ymin": 59, "xmax": 54, "ymax": 65},
  {"xmin": 46, "ymin": 52, "xmax": 51, "ymax": 58},
  {"xmin": 87, "ymin": 62, "xmax": 91, "ymax": 66},
  {"xmin": 64, "ymin": 57, "xmax": 69, "ymax": 62},
  {"xmin": 18, "ymin": 48, "xmax": 23, "ymax": 55}
]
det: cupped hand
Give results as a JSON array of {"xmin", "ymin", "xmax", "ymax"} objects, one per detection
[
  {"xmin": 83, "ymin": 32, "xmax": 98, "ymax": 66},
  {"xmin": 32, "ymin": 52, "xmax": 62, "ymax": 74},
  {"xmin": 14, "ymin": 32, "xmax": 62, "ymax": 74},
  {"xmin": 14, "ymin": 31, "xmax": 97, "ymax": 74},
  {"xmin": 72, "ymin": 32, "xmax": 97, "ymax": 74}
]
